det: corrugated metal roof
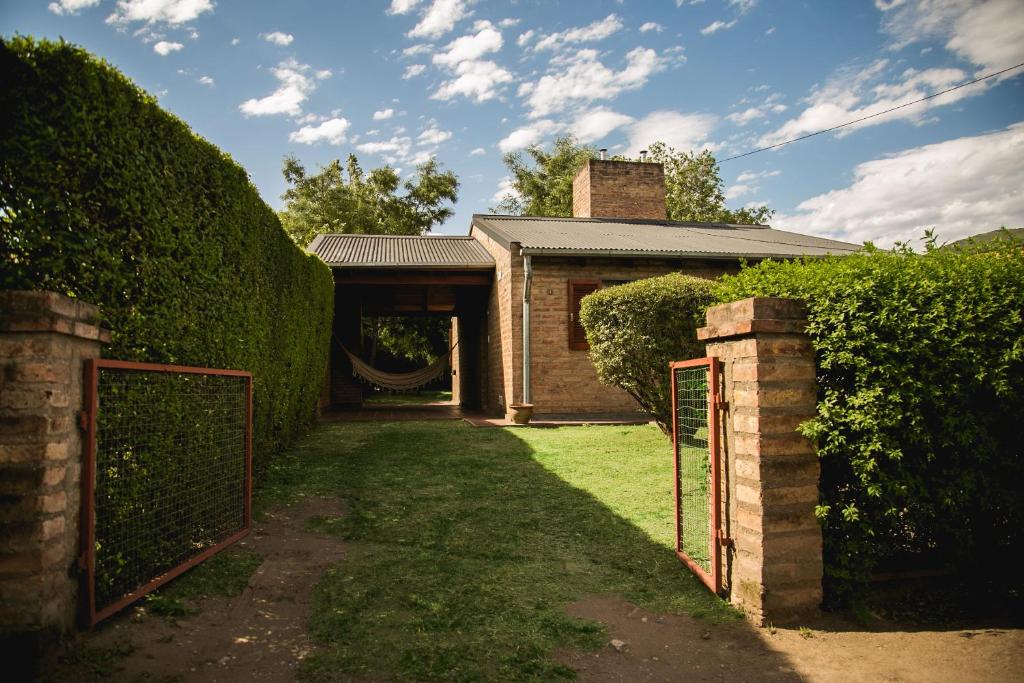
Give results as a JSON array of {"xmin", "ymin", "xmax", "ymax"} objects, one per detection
[
  {"xmin": 309, "ymin": 234, "xmax": 495, "ymax": 269},
  {"xmin": 472, "ymin": 214, "xmax": 860, "ymax": 259}
]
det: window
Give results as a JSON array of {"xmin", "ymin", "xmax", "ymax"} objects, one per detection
[{"xmin": 568, "ymin": 279, "xmax": 601, "ymax": 350}]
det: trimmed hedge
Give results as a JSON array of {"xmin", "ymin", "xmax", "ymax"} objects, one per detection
[
  {"xmin": 0, "ymin": 37, "xmax": 333, "ymax": 469},
  {"xmin": 717, "ymin": 238, "xmax": 1024, "ymax": 598},
  {"xmin": 579, "ymin": 273, "xmax": 718, "ymax": 433}
]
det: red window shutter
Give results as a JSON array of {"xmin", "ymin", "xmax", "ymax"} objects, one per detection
[{"xmin": 568, "ymin": 280, "xmax": 601, "ymax": 350}]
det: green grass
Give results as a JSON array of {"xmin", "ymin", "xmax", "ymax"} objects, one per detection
[
  {"xmin": 363, "ymin": 389, "xmax": 452, "ymax": 405},
  {"xmin": 260, "ymin": 420, "xmax": 735, "ymax": 681},
  {"xmin": 143, "ymin": 548, "xmax": 263, "ymax": 618}
]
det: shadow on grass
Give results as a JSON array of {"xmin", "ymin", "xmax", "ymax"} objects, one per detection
[{"xmin": 259, "ymin": 420, "xmax": 801, "ymax": 681}]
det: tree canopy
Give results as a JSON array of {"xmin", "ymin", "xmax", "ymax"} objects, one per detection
[
  {"xmin": 493, "ymin": 136, "xmax": 773, "ymax": 225},
  {"xmin": 279, "ymin": 154, "xmax": 459, "ymax": 247}
]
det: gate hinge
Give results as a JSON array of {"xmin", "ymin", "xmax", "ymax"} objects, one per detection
[
  {"xmin": 715, "ymin": 400, "xmax": 729, "ymax": 412},
  {"xmin": 77, "ymin": 410, "xmax": 89, "ymax": 430},
  {"xmin": 716, "ymin": 530, "xmax": 734, "ymax": 548}
]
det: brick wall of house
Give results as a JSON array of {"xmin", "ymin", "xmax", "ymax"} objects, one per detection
[
  {"xmin": 0, "ymin": 291, "xmax": 109, "ymax": 657},
  {"xmin": 572, "ymin": 160, "xmax": 667, "ymax": 220},
  {"xmin": 527, "ymin": 256, "xmax": 740, "ymax": 415},
  {"xmin": 470, "ymin": 226, "xmax": 520, "ymax": 414}
]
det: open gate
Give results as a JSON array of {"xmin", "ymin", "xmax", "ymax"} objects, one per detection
[
  {"xmin": 80, "ymin": 359, "xmax": 252, "ymax": 625},
  {"xmin": 670, "ymin": 357, "xmax": 723, "ymax": 594}
]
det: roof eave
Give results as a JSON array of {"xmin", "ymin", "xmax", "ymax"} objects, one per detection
[{"xmin": 518, "ymin": 247, "xmax": 857, "ymax": 260}]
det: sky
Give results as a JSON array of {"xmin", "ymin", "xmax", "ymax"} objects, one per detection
[{"xmin": 3, "ymin": 0, "xmax": 1023, "ymax": 247}]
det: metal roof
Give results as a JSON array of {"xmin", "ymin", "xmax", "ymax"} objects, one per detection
[
  {"xmin": 308, "ymin": 234, "xmax": 495, "ymax": 270},
  {"xmin": 471, "ymin": 214, "xmax": 860, "ymax": 259}
]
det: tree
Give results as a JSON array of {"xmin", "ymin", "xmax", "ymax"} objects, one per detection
[
  {"xmin": 492, "ymin": 135, "xmax": 773, "ymax": 225},
  {"xmin": 279, "ymin": 154, "xmax": 459, "ymax": 247}
]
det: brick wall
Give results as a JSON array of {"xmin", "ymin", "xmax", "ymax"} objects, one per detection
[
  {"xmin": 0, "ymin": 291, "xmax": 109, "ymax": 656},
  {"xmin": 471, "ymin": 226, "xmax": 520, "ymax": 414},
  {"xmin": 699, "ymin": 297, "xmax": 823, "ymax": 624},
  {"xmin": 528, "ymin": 256, "xmax": 740, "ymax": 415},
  {"xmin": 572, "ymin": 159, "xmax": 667, "ymax": 220}
]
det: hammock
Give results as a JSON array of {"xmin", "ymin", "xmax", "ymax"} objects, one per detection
[{"xmin": 336, "ymin": 337, "xmax": 455, "ymax": 392}]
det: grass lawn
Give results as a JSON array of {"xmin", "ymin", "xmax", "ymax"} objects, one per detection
[
  {"xmin": 364, "ymin": 389, "xmax": 453, "ymax": 405},
  {"xmin": 260, "ymin": 420, "xmax": 734, "ymax": 681}
]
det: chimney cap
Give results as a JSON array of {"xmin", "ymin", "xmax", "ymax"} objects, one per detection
[
  {"xmin": 599, "ymin": 148, "xmax": 607, "ymax": 160},
  {"xmin": 639, "ymin": 150, "xmax": 648, "ymax": 162}
]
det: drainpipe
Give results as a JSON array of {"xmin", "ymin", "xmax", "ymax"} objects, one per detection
[{"xmin": 522, "ymin": 253, "xmax": 533, "ymax": 404}]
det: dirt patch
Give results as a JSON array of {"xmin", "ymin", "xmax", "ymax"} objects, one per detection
[
  {"xmin": 558, "ymin": 595, "xmax": 1024, "ymax": 683},
  {"xmin": 47, "ymin": 497, "xmax": 346, "ymax": 682}
]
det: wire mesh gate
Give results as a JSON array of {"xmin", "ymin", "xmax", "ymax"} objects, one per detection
[
  {"xmin": 80, "ymin": 359, "xmax": 252, "ymax": 625},
  {"xmin": 670, "ymin": 357, "xmax": 723, "ymax": 594}
]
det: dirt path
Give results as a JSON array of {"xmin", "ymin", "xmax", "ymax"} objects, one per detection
[
  {"xmin": 50, "ymin": 498, "xmax": 346, "ymax": 682},
  {"xmin": 558, "ymin": 595, "xmax": 1024, "ymax": 683}
]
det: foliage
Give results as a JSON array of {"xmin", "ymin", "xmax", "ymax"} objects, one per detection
[
  {"xmin": 579, "ymin": 274, "xmax": 718, "ymax": 433},
  {"xmin": 492, "ymin": 135, "xmax": 773, "ymax": 224},
  {"xmin": 261, "ymin": 421, "xmax": 734, "ymax": 680},
  {"xmin": 279, "ymin": 154, "xmax": 459, "ymax": 247},
  {"xmin": 145, "ymin": 549, "xmax": 263, "ymax": 618},
  {"xmin": 362, "ymin": 315, "xmax": 451, "ymax": 366},
  {"xmin": 0, "ymin": 37, "xmax": 333, "ymax": 471},
  {"xmin": 717, "ymin": 234, "xmax": 1024, "ymax": 599}
]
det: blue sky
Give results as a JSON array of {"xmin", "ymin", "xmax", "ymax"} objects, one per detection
[{"xmin": 4, "ymin": 0, "xmax": 1023, "ymax": 246}]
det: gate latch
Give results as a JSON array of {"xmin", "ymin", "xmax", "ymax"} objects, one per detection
[
  {"xmin": 716, "ymin": 529, "xmax": 734, "ymax": 548},
  {"xmin": 715, "ymin": 400, "xmax": 729, "ymax": 412}
]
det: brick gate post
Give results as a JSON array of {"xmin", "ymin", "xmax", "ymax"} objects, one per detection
[
  {"xmin": 698, "ymin": 297, "xmax": 822, "ymax": 624},
  {"xmin": 0, "ymin": 291, "xmax": 110, "ymax": 658}
]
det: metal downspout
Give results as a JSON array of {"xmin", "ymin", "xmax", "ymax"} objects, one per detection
[{"xmin": 522, "ymin": 253, "xmax": 532, "ymax": 404}]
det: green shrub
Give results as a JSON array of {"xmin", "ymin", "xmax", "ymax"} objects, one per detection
[
  {"xmin": 717, "ymin": 237, "xmax": 1024, "ymax": 599},
  {"xmin": 579, "ymin": 273, "xmax": 718, "ymax": 433},
  {"xmin": 0, "ymin": 37, "xmax": 333, "ymax": 470}
]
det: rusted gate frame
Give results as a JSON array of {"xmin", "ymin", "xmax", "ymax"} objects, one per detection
[
  {"xmin": 79, "ymin": 359, "xmax": 253, "ymax": 626},
  {"xmin": 669, "ymin": 357, "xmax": 723, "ymax": 594}
]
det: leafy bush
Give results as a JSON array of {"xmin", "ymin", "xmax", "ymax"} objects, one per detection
[
  {"xmin": 579, "ymin": 273, "xmax": 718, "ymax": 433},
  {"xmin": 0, "ymin": 37, "xmax": 333, "ymax": 470},
  {"xmin": 717, "ymin": 236, "xmax": 1024, "ymax": 598}
]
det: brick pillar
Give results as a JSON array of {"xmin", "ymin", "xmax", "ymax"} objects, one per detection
[
  {"xmin": 698, "ymin": 297, "xmax": 822, "ymax": 624},
  {"xmin": 0, "ymin": 291, "xmax": 110, "ymax": 655}
]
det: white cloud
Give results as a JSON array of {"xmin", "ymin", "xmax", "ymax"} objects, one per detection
[
  {"xmin": 107, "ymin": 0, "xmax": 214, "ymax": 26},
  {"xmin": 403, "ymin": 64, "xmax": 427, "ymax": 79},
  {"xmin": 48, "ymin": 0, "xmax": 99, "ymax": 15},
  {"xmin": 522, "ymin": 47, "xmax": 666, "ymax": 118},
  {"xmin": 315, "ymin": 69, "xmax": 332, "ymax": 79},
  {"xmin": 262, "ymin": 31, "xmax": 294, "ymax": 46},
  {"xmin": 626, "ymin": 110, "xmax": 717, "ymax": 155},
  {"xmin": 572, "ymin": 108, "xmax": 635, "ymax": 143},
  {"xmin": 736, "ymin": 169, "xmax": 781, "ymax": 183},
  {"xmin": 198, "ymin": 75, "xmax": 214, "ymax": 86},
  {"xmin": 153, "ymin": 40, "xmax": 184, "ymax": 55},
  {"xmin": 403, "ymin": 43, "xmax": 434, "ymax": 56},
  {"xmin": 356, "ymin": 136, "xmax": 412, "ymax": 156},
  {"xmin": 289, "ymin": 117, "xmax": 351, "ymax": 145},
  {"xmin": 700, "ymin": 19, "xmax": 737, "ymax": 35},
  {"xmin": 533, "ymin": 14, "xmax": 624, "ymax": 51},
  {"xmin": 516, "ymin": 29, "xmax": 535, "ymax": 47},
  {"xmin": 498, "ymin": 119, "xmax": 560, "ymax": 153},
  {"xmin": 388, "ymin": 0, "xmax": 421, "ymax": 15},
  {"xmin": 727, "ymin": 107, "xmax": 766, "ymax": 125},
  {"xmin": 238, "ymin": 59, "xmax": 326, "ymax": 117},
  {"xmin": 498, "ymin": 18, "xmax": 520, "ymax": 28},
  {"xmin": 758, "ymin": 60, "xmax": 975, "ymax": 147},
  {"xmin": 777, "ymin": 122, "xmax": 1024, "ymax": 246},
  {"xmin": 432, "ymin": 20, "xmax": 503, "ymax": 67},
  {"xmin": 470, "ymin": 147, "xmax": 486, "ymax": 156},
  {"xmin": 639, "ymin": 22, "xmax": 665, "ymax": 33},
  {"xmin": 408, "ymin": 0, "xmax": 471, "ymax": 40},
  {"xmin": 373, "ymin": 108, "xmax": 395, "ymax": 120},
  {"xmin": 492, "ymin": 175, "xmax": 521, "ymax": 204},
  {"xmin": 877, "ymin": 0, "xmax": 1024, "ymax": 75},
  {"xmin": 432, "ymin": 59, "xmax": 514, "ymax": 102},
  {"xmin": 724, "ymin": 183, "xmax": 752, "ymax": 200},
  {"xmin": 417, "ymin": 126, "xmax": 452, "ymax": 145},
  {"xmin": 231, "ymin": 37, "xmax": 240, "ymax": 45}
]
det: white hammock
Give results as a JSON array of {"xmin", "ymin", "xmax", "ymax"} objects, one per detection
[{"xmin": 337, "ymin": 338, "xmax": 453, "ymax": 392}]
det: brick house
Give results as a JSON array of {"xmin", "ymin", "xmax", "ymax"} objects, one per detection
[{"xmin": 310, "ymin": 159, "xmax": 857, "ymax": 418}]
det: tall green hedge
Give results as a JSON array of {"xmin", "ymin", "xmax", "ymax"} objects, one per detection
[
  {"xmin": 579, "ymin": 273, "xmax": 718, "ymax": 433},
  {"xmin": 0, "ymin": 37, "xmax": 333, "ymax": 468},
  {"xmin": 717, "ymin": 237, "xmax": 1024, "ymax": 599}
]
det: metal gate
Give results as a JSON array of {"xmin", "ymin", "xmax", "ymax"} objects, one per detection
[
  {"xmin": 80, "ymin": 359, "xmax": 252, "ymax": 625},
  {"xmin": 670, "ymin": 357, "xmax": 723, "ymax": 594}
]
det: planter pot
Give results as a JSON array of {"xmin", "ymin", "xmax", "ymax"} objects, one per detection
[{"xmin": 508, "ymin": 403, "xmax": 534, "ymax": 425}]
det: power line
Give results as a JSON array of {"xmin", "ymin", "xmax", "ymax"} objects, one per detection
[{"xmin": 719, "ymin": 61, "xmax": 1024, "ymax": 164}]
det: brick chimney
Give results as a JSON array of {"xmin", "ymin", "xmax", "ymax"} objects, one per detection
[{"xmin": 572, "ymin": 158, "xmax": 667, "ymax": 220}]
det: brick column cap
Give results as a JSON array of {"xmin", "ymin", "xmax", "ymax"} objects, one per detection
[
  {"xmin": 698, "ymin": 297, "xmax": 807, "ymax": 341},
  {"xmin": 0, "ymin": 290, "xmax": 111, "ymax": 344}
]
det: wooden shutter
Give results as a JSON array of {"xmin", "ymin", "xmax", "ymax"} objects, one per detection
[{"xmin": 568, "ymin": 280, "xmax": 601, "ymax": 350}]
